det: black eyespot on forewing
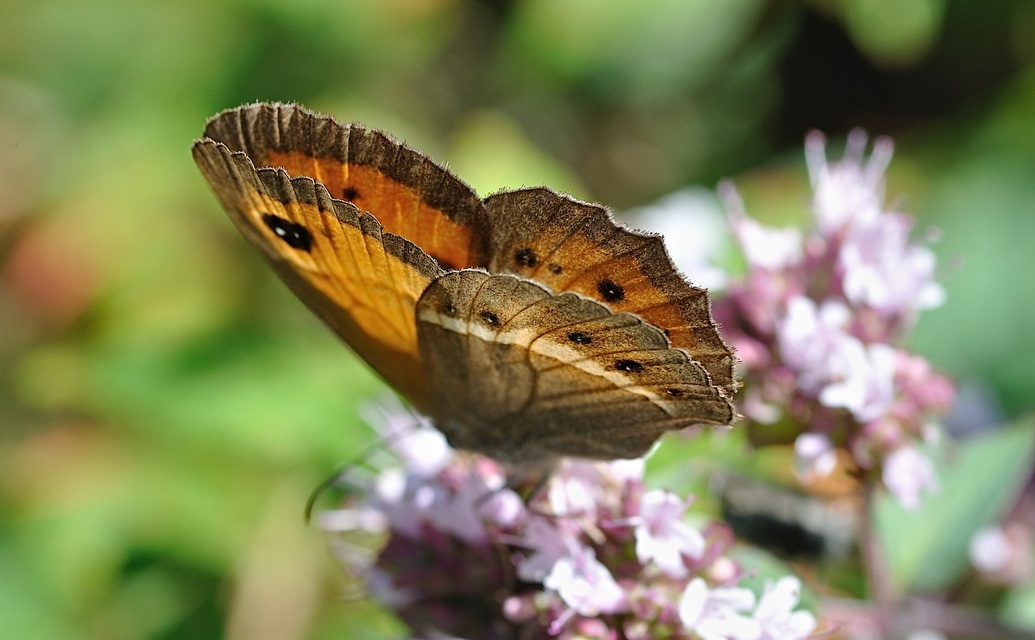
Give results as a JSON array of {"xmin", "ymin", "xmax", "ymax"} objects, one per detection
[
  {"xmin": 514, "ymin": 247, "xmax": 539, "ymax": 268},
  {"xmin": 597, "ymin": 278, "xmax": 625, "ymax": 303},
  {"xmin": 262, "ymin": 213, "xmax": 313, "ymax": 251},
  {"xmin": 342, "ymin": 186, "xmax": 360, "ymax": 201},
  {"xmin": 615, "ymin": 359, "xmax": 643, "ymax": 373},
  {"xmin": 547, "ymin": 263, "xmax": 563, "ymax": 274},
  {"xmin": 480, "ymin": 310, "xmax": 500, "ymax": 326},
  {"xmin": 666, "ymin": 388, "xmax": 684, "ymax": 397},
  {"xmin": 567, "ymin": 331, "xmax": 592, "ymax": 345}
]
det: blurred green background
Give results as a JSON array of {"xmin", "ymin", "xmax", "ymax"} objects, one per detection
[{"xmin": 2, "ymin": 0, "xmax": 1034, "ymax": 638}]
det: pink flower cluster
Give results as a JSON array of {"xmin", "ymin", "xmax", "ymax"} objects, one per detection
[
  {"xmin": 322, "ymin": 404, "xmax": 817, "ymax": 640},
  {"xmin": 712, "ymin": 130, "xmax": 956, "ymax": 508}
]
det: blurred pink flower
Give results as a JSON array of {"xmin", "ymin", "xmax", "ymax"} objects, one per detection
[
  {"xmin": 794, "ymin": 433, "xmax": 837, "ymax": 479},
  {"xmin": 544, "ymin": 544, "xmax": 628, "ymax": 619},
  {"xmin": 513, "ymin": 516, "xmax": 574, "ymax": 582},
  {"xmin": 839, "ymin": 213, "xmax": 945, "ymax": 318},
  {"xmin": 882, "ymin": 445, "xmax": 939, "ymax": 510},
  {"xmin": 806, "ymin": 129, "xmax": 891, "ymax": 232},
  {"xmin": 818, "ymin": 341, "xmax": 896, "ymax": 423},
  {"xmin": 777, "ymin": 297, "xmax": 853, "ymax": 395},
  {"xmin": 969, "ymin": 524, "xmax": 1034, "ymax": 585},
  {"xmin": 634, "ymin": 490, "xmax": 706, "ymax": 578}
]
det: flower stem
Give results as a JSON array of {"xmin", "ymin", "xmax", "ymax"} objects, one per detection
[{"xmin": 860, "ymin": 483, "xmax": 895, "ymax": 621}]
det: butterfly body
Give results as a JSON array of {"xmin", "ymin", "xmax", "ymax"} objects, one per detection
[{"xmin": 193, "ymin": 103, "xmax": 736, "ymax": 463}]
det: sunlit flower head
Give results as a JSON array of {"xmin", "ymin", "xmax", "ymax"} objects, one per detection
[
  {"xmin": 710, "ymin": 130, "xmax": 954, "ymax": 510},
  {"xmin": 322, "ymin": 405, "xmax": 817, "ymax": 640}
]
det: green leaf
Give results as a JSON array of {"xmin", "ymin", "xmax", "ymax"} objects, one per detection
[
  {"xmin": 1002, "ymin": 580, "xmax": 1035, "ymax": 630},
  {"xmin": 876, "ymin": 418, "xmax": 1035, "ymax": 593}
]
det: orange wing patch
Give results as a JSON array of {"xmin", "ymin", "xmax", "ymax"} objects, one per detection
[
  {"xmin": 193, "ymin": 138, "xmax": 442, "ymax": 411},
  {"xmin": 201, "ymin": 103, "xmax": 491, "ymax": 273},
  {"xmin": 265, "ymin": 153, "xmax": 485, "ymax": 272}
]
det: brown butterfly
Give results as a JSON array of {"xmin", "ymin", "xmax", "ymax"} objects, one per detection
[{"xmin": 192, "ymin": 103, "xmax": 736, "ymax": 464}]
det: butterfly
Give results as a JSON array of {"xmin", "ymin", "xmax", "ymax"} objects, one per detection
[{"xmin": 192, "ymin": 103, "xmax": 736, "ymax": 464}]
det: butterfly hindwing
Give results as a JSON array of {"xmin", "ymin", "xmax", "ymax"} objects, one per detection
[
  {"xmin": 483, "ymin": 188, "xmax": 736, "ymax": 391},
  {"xmin": 415, "ymin": 270, "xmax": 734, "ymax": 462}
]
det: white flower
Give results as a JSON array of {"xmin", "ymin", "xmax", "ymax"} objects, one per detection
[
  {"xmin": 371, "ymin": 468, "xmax": 423, "ymax": 539},
  {"xmin": 969, "ymin": 526, "xmax": 1011, "ymax": 574},
  {"xmin": 630, "ymin": 187, "xmax": 730, "ymax": 290},
  {"xmin": 678, "ymin": 577, "xmax": 760, "ymax": 640},
  {"xmin": 550, "ymin": 455, "xmax": 629, "ymax": 515},
  {"xmin": 633, "ymin": 490, "xmax": 706, "ymax": 578},
  {"xmin": 883, "ymin": 445, "xmax": 939, "ymax": 510},
  {"xmin": 546, "ymin": 473, "xmax": 596, "ymax": 516},
  {"xmin": 544, "ymin": 545, "xmax": 626, "ymax": 616},
  {"xmin": 361, "ymin": 400, "xmax": 453, "ymax": 477},
  {"xmin": 804, "ymin": 129, "xmax": 944, "ymax": 321},
  {"xmin": 730, "ymin": 211, "xmax": 804, "ymax": 271},
  {"xmin": 753, "ymin": 577, "xmax": 817, "ymax": 640},
  {"xmin": 607, "ymin": 457, "xmax": 646, "ymax": 483}
]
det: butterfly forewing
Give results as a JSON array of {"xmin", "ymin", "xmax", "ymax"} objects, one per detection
[
  {"xmin": 192, "ymin": 138, "xmax": 441, "ymax": 412},
  {"xmin": 201, "ymin": 103, "xmax": 492, "ymax": 273}
]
